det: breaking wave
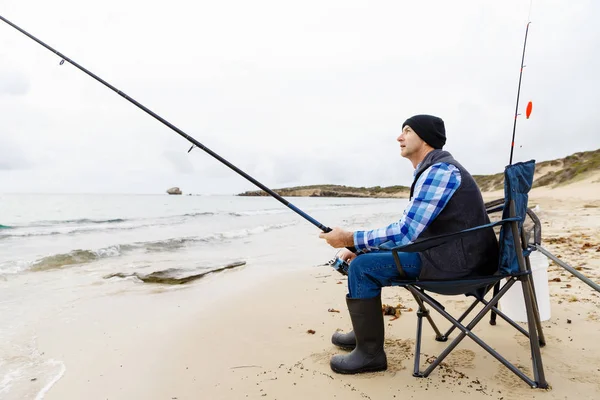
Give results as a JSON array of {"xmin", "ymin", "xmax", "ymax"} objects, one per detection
[
  {"xmin": 15, "ymin": 218, "xmax": 127, "ymax": 227},
  {"xmin": 61, "ymin": 218, "xmax": 126, "ymax": 224},
  {"xmin": 0, "ymin": 212, "xmax": 216, "ymax": 239},
  {"xmin": 182, "ymin": 212, "xmax": 215, "ymax": 218},
  {"xmin": 30, "ymin": 246, "xmax": 124, "ymax": 271},
  {"xmin": 6, "ymin": 221, "xmax": 297, "ymax": 273}
]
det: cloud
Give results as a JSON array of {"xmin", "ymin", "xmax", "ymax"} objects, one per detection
[
  {"xmin": 0, "ymin": 65, "xmax": 30, "ymax": 96},
  {"xmin": 0, "ymin": 136, "xmax": 30, "ymax": 170},
  {"xmin": 163, "ymin": 150, "xmax": 195, "ymax": 174},
  {"xmin": 0, "ymin": 0, "xmax": 599, "ymax": 194}
]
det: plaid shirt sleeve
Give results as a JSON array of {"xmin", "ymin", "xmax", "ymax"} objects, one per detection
[{"xmin": 353, "ymin": 162, "xmax": 462, "ymax": 252}]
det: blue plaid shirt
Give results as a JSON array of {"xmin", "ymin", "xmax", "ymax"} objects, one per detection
[{"xmin": 353, "ymin": 162, "xmax": 461, "ymax": 251}]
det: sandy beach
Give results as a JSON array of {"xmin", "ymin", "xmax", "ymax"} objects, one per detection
[
  {"xmin": 3, "ymin": 2, "xmax": 600, "ymax": 398},
  {"xmin": 3, "ymin": 177, "xmax": 599, "ymax": 400}
]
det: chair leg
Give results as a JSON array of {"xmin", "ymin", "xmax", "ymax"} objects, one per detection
[
  {"xmin": 481, "ymin": 299, "xmax": 530, "ymax": 337},
  {"xmin": 410, "ymin": 291, "xmax": 446, "ymax": 341},
  {"xmin": 413, "ymin": 305, "xmax": 424, "ymax": 377},
  {"xmin": 520, "ymin": 276, "xmax": 549, "ymax": 388},
  {"xmin": 509, "ymin": 210, "xmax": 548, "ymax": 388},
  {"xmin": 526, "ymin": 278, "xmax": 546, "ymax": 346},
  {"xmin": 489, "ymin": 281, "xmax": 500, "ymax": 325},
  {"xmin": 443, "ymin": 298, "xmax": 479, "ymax": 338},
  {"xmin": 409, "ymin": 291, "xmax": 446, "ymax": 378},
  {"xmin": 445, "ymin": 280, "xmax": 529, "ymax": 339},
  {"xmin": 524, "ymin": 256, "xmax": 547, "ymax": 346},
  {"xmin": 408, "ymin": 283, "xmax": 543, "ymax": 388},
  {"xmin": 447, "ymin": 284, "xmax": 499, "ymax": 338},
  {"xmin": 478, "ymin": 279, "xmax": 530, "ymax": 338}
]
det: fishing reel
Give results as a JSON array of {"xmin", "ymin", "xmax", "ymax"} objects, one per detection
[{"xmin": 326, "ymin": 253, "xmax": 350, "ymax": 276}]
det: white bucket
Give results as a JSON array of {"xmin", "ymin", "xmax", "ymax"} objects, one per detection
[{"xmin": 499, "ymin": 251, "xmax": 551, "ymax": 322}]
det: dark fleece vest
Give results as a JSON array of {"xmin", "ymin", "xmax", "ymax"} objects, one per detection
[{"xmin": 410, "ymin": 150, "xmax": 499, "ymax": 280}]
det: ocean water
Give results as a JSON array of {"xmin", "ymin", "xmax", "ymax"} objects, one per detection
[
  {"xmin": 0, "ymin": 194, "xmax": 406, "ymax": 275},
  {"xmin": 0, "ymin": 193, "xmax": 407, "ymax": 399}
]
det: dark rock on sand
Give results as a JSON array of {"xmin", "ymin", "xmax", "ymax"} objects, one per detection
[{"xmin": 104, "ymin": 261, "xmax": 246, "ymax": 284}]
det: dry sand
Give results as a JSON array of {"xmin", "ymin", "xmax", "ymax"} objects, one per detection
[{"xmin": 42, "ymin": 179, "xmax": 600, "ymax": 400}]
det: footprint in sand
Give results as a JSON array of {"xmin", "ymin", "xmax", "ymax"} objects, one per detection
[
  {"xmin": 566, "ymin": 371, "xmax": 600, "ymax": 391},
  {"xmin": 548, "ymin": 358, "xmax": 599, "ymax": 390},
  {"xmin": 494, "ymin": 363, "xmax": 533, "ymax": 389},
  {"xmin": 444, "ymin": 348, "xmax": 476, "ymax": 369},
  {"xmin": 308, "ymin": 349, "xmax": 338, "ymax": 364},
  {"xmin": 513, "ymin": 331, "xmax": 535, "ymax": 348},
  {"xmin": 383, "ymin": 338, "xmax": 414, "ymax": 373}
]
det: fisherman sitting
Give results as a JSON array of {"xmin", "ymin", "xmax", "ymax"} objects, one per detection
[{"xmin": 319, "ymin": 114, "xmax": 499, "ymax": 374}]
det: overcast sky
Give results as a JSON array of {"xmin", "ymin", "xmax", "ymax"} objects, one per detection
[{"xmin": 1, "ymin": 0, "xmax": 599, "ymax": 194}]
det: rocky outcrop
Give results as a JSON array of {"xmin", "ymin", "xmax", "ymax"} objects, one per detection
[
  {"xmin": 166, "ymin": 187, "xmax": 182, "ymax": 195},
  {"xmin": 238, "ymin": 185, "xmax": 410, "ymax": 198}
]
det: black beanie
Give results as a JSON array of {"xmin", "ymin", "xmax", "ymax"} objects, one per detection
[{"xmin": 402, "ymin": 114, "xmax": 446, "ymax": 149}]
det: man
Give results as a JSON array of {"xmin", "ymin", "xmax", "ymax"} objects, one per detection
[{"xmin": 319, "ymin": 114, "xmax": 499, "ymax": 375}]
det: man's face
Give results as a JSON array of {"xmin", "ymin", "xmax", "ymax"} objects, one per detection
[{"xmin": 397, "ymin": 125, "xmax": 424, "ymax": 158}]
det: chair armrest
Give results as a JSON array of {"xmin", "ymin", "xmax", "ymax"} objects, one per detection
[
  {"xmin": 526, "ymin": 207, "xmax": 542, "ymax": 245},
  {"xmin": 485, "ymin": 198, "xmax": 505, "ymax": 214},
  {"xmin": 483, "ymin": 198, "xmax": 541, "ymax": 245},
  {"xmin": 378, "ymin": 217, "xmax": 521, "ymax": 253}
]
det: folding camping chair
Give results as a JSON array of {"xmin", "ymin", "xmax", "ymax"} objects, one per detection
[{"xmin": 380, "ymin": 160, "xmax": 548, "ymax": 389}]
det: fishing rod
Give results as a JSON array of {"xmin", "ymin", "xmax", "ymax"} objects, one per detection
[
  {"xmin": 0, "ymin": 15, "xmax": 341, "ymax": 237},
  {"xmin": 506, "ymin": 11, "xmax": 599, "ymax": 294},
  {"xmin": 508, "ymin": 21, "xmax": 531, "ymax": 165}
]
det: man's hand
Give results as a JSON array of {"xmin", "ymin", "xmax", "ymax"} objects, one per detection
[
  {"xmin": 336, "ymin": 248, "xmax": 358, "ymax": 263},
  {"xmin": 319, "ymin": 227, "xmax": 355, "ymax": 249}
]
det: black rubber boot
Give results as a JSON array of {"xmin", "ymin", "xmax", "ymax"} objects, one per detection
[
  {"xmin": 331, "ymin": 330, "xmax": 356, "ymax": 350},
  {"xmin": 330, "ymin": 295, "xmax": 387, "ymax": 374}
]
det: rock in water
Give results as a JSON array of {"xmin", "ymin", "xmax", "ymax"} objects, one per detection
[
  {"xmin": 104, "ymin": 261, "xmax": 246, "ymax": 284},
  {"xmin": 166, "ymin": 187, "xmax": 182, "ymax": 195}
]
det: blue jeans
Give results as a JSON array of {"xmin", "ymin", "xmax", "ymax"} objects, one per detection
[{"xmin": 348, "ymin": 250, "xmax": 422, "ymax": 299}]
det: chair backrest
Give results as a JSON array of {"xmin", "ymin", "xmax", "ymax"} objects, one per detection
[{"xmin": 497, "ymin": 160, "xmax": 536, "ymax": 275}]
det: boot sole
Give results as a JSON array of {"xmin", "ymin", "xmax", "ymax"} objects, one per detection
[
  {"xmin": 330, "ymin": 363, "xmax": 387, "ymax": 374},
  {"xmin": 332, "ymin": 343, "xmax": 356, "ymax": 351}
]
